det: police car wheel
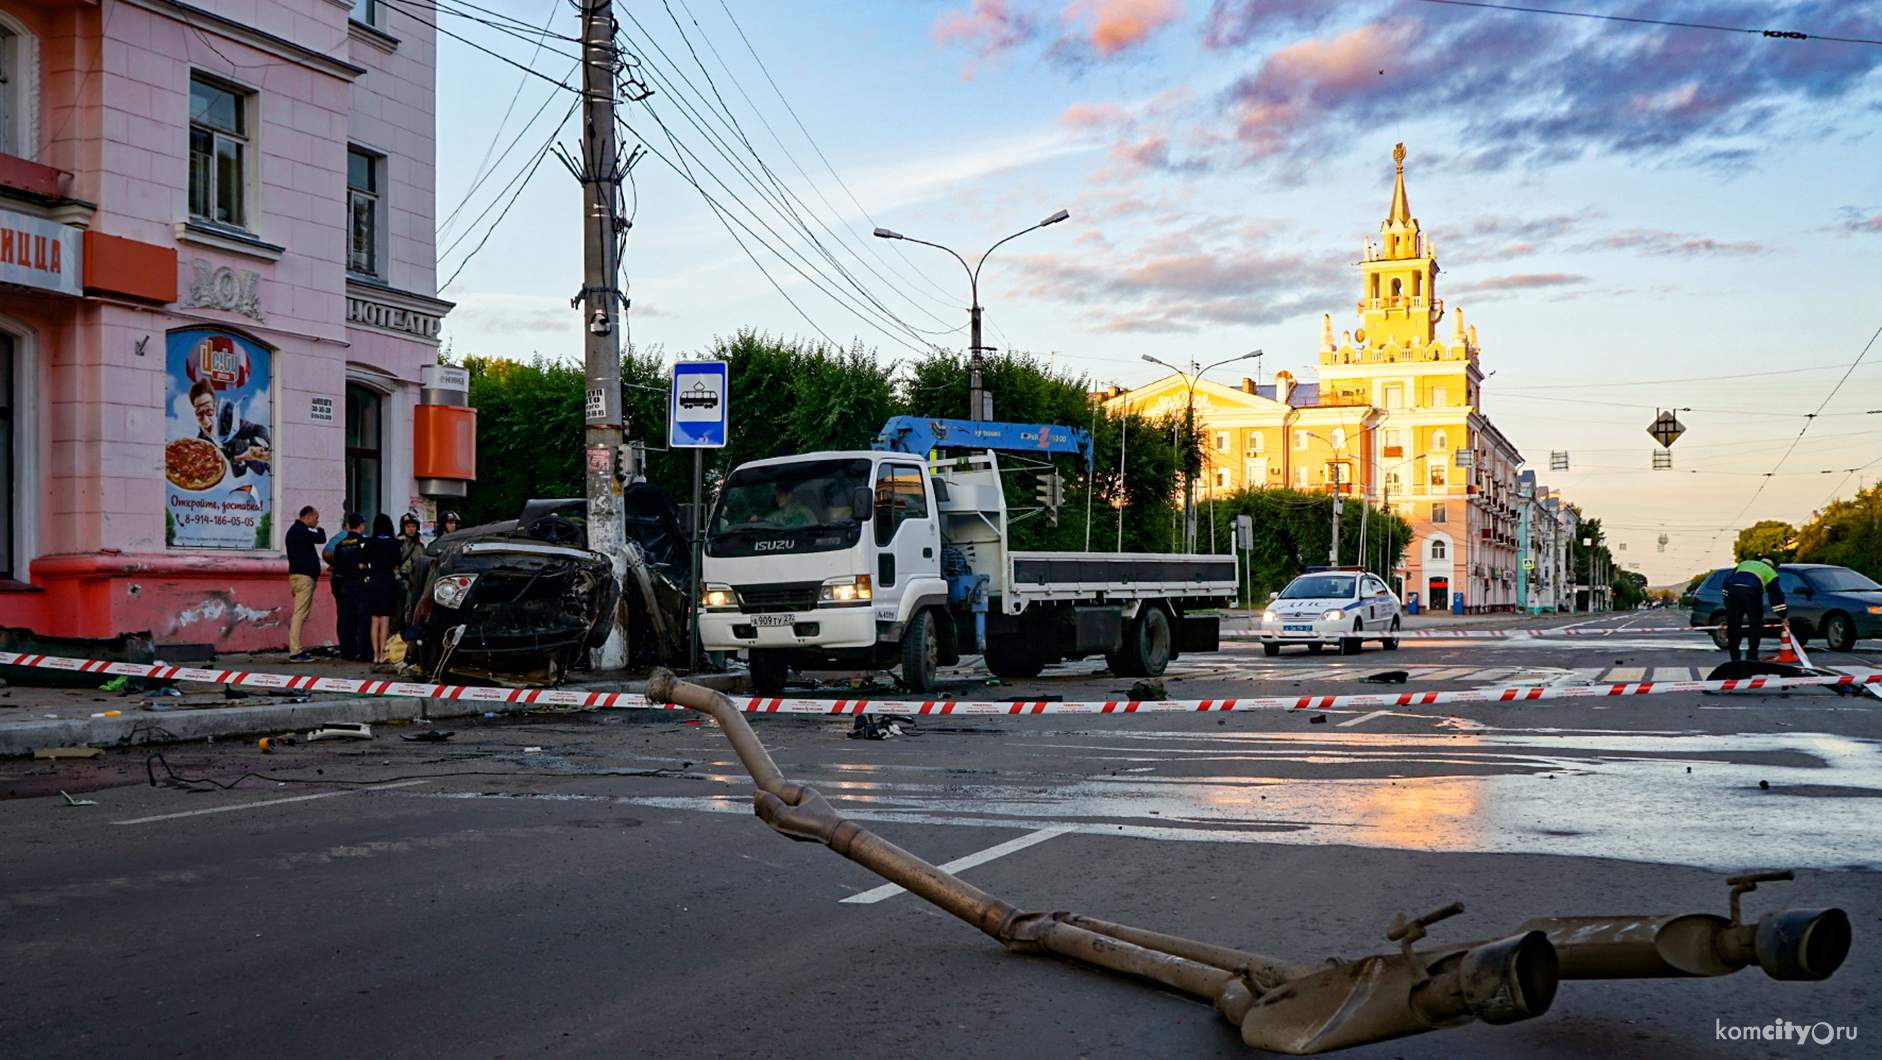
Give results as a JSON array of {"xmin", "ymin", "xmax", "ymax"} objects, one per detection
[
  {"xmin": 1262, "ymin": 642, "xmax": 1281, "ymax": 657},
  {"xmin": 1382, "ymin": 617, "xmax": 1400, "ymax": 651}
]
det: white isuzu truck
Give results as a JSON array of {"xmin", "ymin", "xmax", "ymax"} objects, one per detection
[{"xmin": 698, "ymin": 417, "xmax": 1236, "ymax": 694}]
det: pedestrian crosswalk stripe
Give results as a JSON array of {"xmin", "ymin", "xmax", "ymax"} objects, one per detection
[
  {"xmin": 1606, "ymin": 667, "xmax": 1648, "ymax": 683},
  {"xmin": 1650, "ymin": 667, "xmax": 1697, "ymax": 682}
]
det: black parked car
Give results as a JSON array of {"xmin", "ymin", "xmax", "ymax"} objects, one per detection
[
  {"xmin": 407, "ymin": 499, "xmax": 619, "ymax": 686},
  {"xmin": 1687, "ymin": 563, "xmax": 1882, "ymax": 652}
]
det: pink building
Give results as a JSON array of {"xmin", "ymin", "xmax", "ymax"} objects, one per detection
[{"xmin": 0, "ymin": 0, "xmax": 455, "ymax": 654}]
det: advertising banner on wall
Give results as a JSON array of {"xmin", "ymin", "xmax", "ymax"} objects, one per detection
[{"xmin": 164, "ymin": 328, "xmax": 273, "ymax": 549}]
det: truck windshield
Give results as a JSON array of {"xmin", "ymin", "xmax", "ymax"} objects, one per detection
[
  {"xmin": 1280, "ymin": 575, "xmax": 1356, "ymax": 600},
  {"xmin": 707, "ymin": 458, "xmax": 872, "ymax": 557}
]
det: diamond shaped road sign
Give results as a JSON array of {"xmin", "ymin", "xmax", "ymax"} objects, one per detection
[{"xmin": 1648, "ymin": 410, "xmax": 1685, "ymax": 448}]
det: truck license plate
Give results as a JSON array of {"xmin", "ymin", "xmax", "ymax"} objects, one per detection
[
  {"xmin": 1283, "ymin": 624, "xmax": 1312, "ymax": 632},
  {"xmin": 753, "ymin": 614, "xmax": 795, "ymax": 627}
]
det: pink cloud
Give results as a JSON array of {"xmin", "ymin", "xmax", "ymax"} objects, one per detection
[
  {"xmin": 1450, "ymin": 273, "xmax": 1586, "ymax": 293},
  {"xmin": 932, "ymin": 0, "xmax": 1036, "ymax": 78},
  {"xmin": 1061, "ymin": 0, "xmax": 1184, "ymax": 56}
]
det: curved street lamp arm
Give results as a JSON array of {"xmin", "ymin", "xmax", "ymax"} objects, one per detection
[
  {"xmin": 894, "ymin": 235, "xmax": 976, "ymax": 295},
  {"xmin": 972, "ymin": 213, "xmax": 1067, "ymax": 292}
]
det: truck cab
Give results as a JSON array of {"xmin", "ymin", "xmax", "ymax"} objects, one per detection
[{"xmin": 700, "ymin": 438, "xmax": 1235, "ymax": 694}]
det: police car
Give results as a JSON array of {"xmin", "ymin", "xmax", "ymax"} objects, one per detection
[{"xmin": 1256, "ymin": 569, "xmax": 1402, "ymax": 656}]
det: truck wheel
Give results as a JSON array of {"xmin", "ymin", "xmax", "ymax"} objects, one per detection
[
  {"xmin": 1382, "ymin": 617, "xmax": 1400, "ymax": 651},
  {"xmin": 1709, "ymin": 612, "xmax": 1730, "ymax": 649},
  {"xmin": 1262, "ymin": 642, "xmax": 1281, "ymax": 657},
  {"xmin": 1111, "ymin": 606, "xmax": 1173, "ymax": 677},
  {"xmin": 748, "ymin": 649, "xmax": 788, "ymax": 695},
  {"xmin": 1340, "ymin": 619, "xmax": 1364, "ymax": 655},
  {"xmin": 1823, "ymin": 612, "xmax": 1858, "ymax": 652},
  {"xmin": 901, "ymin": 610, "xmax": 939, "ymax": 693},
  {"xmin": 985, "ymin": 638, "xmax": 1045, "ymax": 680}
]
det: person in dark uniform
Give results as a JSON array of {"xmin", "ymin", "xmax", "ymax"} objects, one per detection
[
  {"xmin": 365, "ymin": 513, "xmax": 402, "ymax": 663},
  {"xmin": 1724, "ymin": 555, "xmax": 1786, "ymax": 662},
  {"xmin": 324, "ymin": 513, "xmax": 372, "ymax": 661},
  {"xmin": 433, "ymin": 510, "xmax": 461, "ymax": 541}
]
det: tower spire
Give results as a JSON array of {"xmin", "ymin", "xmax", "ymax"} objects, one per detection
[{"xmin": 1388, "ymin": 142, "xmax": 1411, "ymax": 224}]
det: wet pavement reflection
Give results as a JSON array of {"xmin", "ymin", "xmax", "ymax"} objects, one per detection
[{"xmin": 622, "ymin": 727, "xmax": 1882, "ymax": 872}]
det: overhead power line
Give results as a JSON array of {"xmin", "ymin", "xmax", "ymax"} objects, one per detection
[{"xmin": 1411, "ymin": 0, "xmax": 1882, "ymax": 46}]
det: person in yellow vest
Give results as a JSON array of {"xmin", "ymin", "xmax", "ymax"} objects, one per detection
[{"xmin": 1723, "ymin": 555, "xmax": 1787, "ymax": 662}]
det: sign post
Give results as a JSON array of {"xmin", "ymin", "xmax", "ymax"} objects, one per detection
[{"xmin": 671, "ymin": 360, "xmax": 728, "ymax": 672}]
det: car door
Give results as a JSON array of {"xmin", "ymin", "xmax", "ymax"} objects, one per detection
[
  {"xmin": 1776, "ymin": 568, "xmax": 1817, "ymax": 634},
  {"xmin": 1366, "ymin": 575, "xmax": 1396, "ymax": 629},
  {"xmin": 872, "ymin": 463, "xmax": 935, "ymax": 626}
]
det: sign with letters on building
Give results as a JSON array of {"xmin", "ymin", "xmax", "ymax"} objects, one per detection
[{"xmin": 0, "ymin": 209, "xmax": 81, "ymax": 296}]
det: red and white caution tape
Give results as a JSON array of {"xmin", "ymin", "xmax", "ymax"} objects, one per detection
[
  {"xmin": 1223, "ymin": 625, "xmax": 1723, "ymax": 640},
  {"xmin": 2, "ymin": 651, "xmax": 1876, "ymax": 716}
]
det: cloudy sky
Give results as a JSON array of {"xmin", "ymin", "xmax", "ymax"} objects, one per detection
[{"xmin": 432, "ymin": 0, "xmax": 1882, "ymax": 583}]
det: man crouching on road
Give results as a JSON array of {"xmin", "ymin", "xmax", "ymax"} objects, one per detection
[{"xmin": 1724, "ymin": 554, "xmax": 1786, "ymax": 662}]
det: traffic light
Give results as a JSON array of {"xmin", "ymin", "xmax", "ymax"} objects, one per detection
[{"xmin": 1036, "ymin": 470, "xmax": 1063, "ymax": 526}]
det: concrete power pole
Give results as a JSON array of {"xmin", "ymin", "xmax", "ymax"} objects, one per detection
[
  {"xmin": 580, "ymin": 0, "xmax": 627, "ymax": 669},
  {"xmin": 1328, "ymin": 493, "xmax": 1341, "ymax": 567}
]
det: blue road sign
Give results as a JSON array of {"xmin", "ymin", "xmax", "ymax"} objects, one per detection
[{"xmin": 670, "ymin": 360, "xmax": 728, "ymax": 448}]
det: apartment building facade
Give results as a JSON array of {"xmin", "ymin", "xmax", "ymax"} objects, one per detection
[{"xmin": 0, "ymin": 0, "xmax": 451, "ymax": 652}]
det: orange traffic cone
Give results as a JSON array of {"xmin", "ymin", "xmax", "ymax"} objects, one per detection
[{"xmin": 1771, "ymin": 620, "xmax": 1809, "ymax": 666}]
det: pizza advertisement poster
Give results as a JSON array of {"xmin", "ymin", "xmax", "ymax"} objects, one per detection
[{"xmin": 165, "ymin": 328, "xmax": 273, "ymax": 549}]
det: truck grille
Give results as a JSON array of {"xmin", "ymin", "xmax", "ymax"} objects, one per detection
[{"xmin": 736, "ymin": 582, "xmax": 820, "ymax": 613}]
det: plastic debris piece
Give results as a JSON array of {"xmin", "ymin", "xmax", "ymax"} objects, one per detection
[
  {"xmin": 523, "ymin": 746, "xmax": 543, "ymax": 753},
  {"xmin": 88, "ymin": 710, "xmax": 124, "ymax": 718},
  {"xmin": 400, "ymin": 730, "xmax": 455, "ymax": 742},
  {"xmin": 59, "ymin": 791, "xmax": 97, "ymax": 806},
  {"xmin": 306, "ymin": 723, "xmax": 373, "ymax": 742},
  {"xmin": 99, "ymin": 675, "xmax": 130, "ymax": 692}
]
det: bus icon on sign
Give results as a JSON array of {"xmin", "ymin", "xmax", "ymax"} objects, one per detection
[{"xmin": 678, "ymin": 380, "xmax": 720, "ymax": 409}]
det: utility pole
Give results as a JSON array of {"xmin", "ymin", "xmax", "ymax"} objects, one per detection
[
  {"xmin": 579, "ymin": 0, "xmax": 627, "ymax": 669},
  {"xmin": 1328, "ymin": 492, "xmax": 1341, "ymax": 567},
  {"xmin": 969, "ymin": 303, "xmax": 986, "ymax": 422}
]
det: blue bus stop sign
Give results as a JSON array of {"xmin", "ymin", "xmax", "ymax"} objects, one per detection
[{"xmin": 670, "ymin": 361, "xmax": 728, "ymax": 448}]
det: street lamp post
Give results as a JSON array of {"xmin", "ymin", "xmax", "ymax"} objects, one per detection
[
  {"xmin": 1141, "ymin": 351, "xmax": 1262, "ymax": 553},
  {"xmin": 875, "ymin": 210, "xmax": 1070, "ymax": 422}
]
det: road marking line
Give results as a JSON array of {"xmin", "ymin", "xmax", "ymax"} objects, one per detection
[
  {"xmin": 839, "ymin": 826, "xmax": 1072, "ymax": 904},
  {"xmin": 1336, "ymin": 710, "xmax": 1392, "ymax": 727},
  {"xmin": 113, "ymin": 779, "xmax": 427, "ymax": 825},
  {"xmin": 1651, "ymin": 667, "xmax": 1696, "ymax": 682},
  {"xmin": 1606, "ymin": 667, "xmax": 1647, "ymax": 683}
]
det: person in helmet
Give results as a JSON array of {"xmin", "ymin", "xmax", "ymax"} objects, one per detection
[
  {"xmin": 433, "ymin": 511, "xmax": 461, "ymax": 541},
  {"xmin": 1723, "ymin": 554, "xmax": 1786, "ymax": 662}
]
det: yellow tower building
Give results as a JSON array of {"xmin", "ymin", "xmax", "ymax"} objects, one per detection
[{"xmin": 1111, "ymin": 144, "xmax": 1529, "ymax": 612}]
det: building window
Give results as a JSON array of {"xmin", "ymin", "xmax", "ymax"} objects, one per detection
[
  {"xmin": 189, "ymin": 77, "xmax": 248, "ymax": 229},
  {"xmin": 1384, "ymin": 384, "xmax": 1402, "ymax": 409},
  {"xmin": 1293, "ymin": 465, "xmax": 1306, "ymax": 488},
  {"xmin": 1430, "ymin": 429, "xmax": 1448, "ymax": 451},
  {"xmin": 1292, "ymin": 429, "xmax": 1307, "ymax": 450},
  {"xmin": 1245, "ymin": 430, "xmax": 1263, "ymax": 455},
  {"xmin": 1430, "ymin": 465, "xmax": 1447, "ymax": 488},
  {"xmin": 0, "ymin": 334, "xmax": 11, "ymax": 579},
  {"xmin": 1432, "ymin": 385, "xmax": 1447, "ymax": 407},
  {"xmin": 1214, "ymin": 468, "xmax": 1230, "ymax": 489},
  {"xmin": 1330, "ymin": 427, "xmax": 1346, "ymax": 450},
  {"xmin": 347, "ymin": 148, "xmax": 380, "ymax": 277},
  {"xmin": 1431, "ymin": 538, "xmax": 1447, "ymax": 559},
  {"xmin": 350, "ymin": 0, "xmax": 379, "ymax": 26},
  {"xmin": 1214, "ymin": 430, "xmax": 1229, "ymax": 452},
  {"xmin": 345, "ymin": 383, "xmax": 382, "ymax": 526},
  {"xmin": 1386, "ymin": 470, "xmax": 1401, "ymax": 489},
  {"xmin": 1431, "ymin": 502, "xmax": 1446, "ymax": 524}
]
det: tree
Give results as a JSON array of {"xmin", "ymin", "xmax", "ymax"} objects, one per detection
[
  {"xmin": 1613, "ymin": 569, "xmax": 1649, "ymax": 610},
  {"xmin": 1204, "ymin": 488, "xmax": 1411, "ymax": 601},
  {"xmin": 1791, "ymin": 483, "xmax": 1882, "ymax": 580},
  {"xmin": 1732, "ymin": 520, "xmax": 1796, "ymax": 563},
  {"xmin": 457, "ymin": 354, "xmax": 586, "ymax": 526}
]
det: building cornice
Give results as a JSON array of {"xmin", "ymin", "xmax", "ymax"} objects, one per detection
[{"xmin": 120, "ymin": 0, "xmax": 368, "ymax": 81}]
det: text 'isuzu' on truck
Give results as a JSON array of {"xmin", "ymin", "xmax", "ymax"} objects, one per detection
[{"xmin": 698, "ymin": 417, "xmax": 1237, "ymax": 694}]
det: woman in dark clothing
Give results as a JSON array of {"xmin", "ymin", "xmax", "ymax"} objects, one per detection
[{"xmin": 364, "ymin": 513, "xmax": 402, "ymax": 662}]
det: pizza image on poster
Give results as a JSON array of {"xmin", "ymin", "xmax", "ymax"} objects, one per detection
[{"xmin": 165, "ymin": 328, "xmax": 273, "ymax": 549}]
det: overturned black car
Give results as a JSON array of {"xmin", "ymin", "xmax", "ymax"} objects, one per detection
[{"xmin": 407, "ymin": 499, "xmax": 619, "ymax": 687}]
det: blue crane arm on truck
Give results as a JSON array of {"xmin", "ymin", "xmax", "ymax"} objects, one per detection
[{"xmin": 873, "ymin": 416, "xmax": 1093, "ymax": 469}]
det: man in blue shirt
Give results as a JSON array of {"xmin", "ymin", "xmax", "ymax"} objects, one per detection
[
  {"xmin": 1723, "ymin": 555, "xmax": 1786, "ymax": 662},
  {"xmin": 284, "ymin": 506, "xmax": 326, "ymax": 661}
]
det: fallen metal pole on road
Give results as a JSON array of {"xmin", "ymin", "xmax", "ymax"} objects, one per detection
[{"xmin": 644, "ymin": 669, "xmax": 1850, "ymax": 1054}]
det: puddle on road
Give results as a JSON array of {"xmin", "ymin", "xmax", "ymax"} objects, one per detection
[{"xmin": 616, "ymin": 729, "xmax": 1882, "ymax": 872}]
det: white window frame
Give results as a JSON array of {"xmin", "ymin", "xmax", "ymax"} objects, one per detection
[
  {"xmin": 188, "ymin": 73, "xmax": 256, "ymax": 231},
  {"xmin": 1214, "ymin": 430, "xmax": 1229, "ymax": 452},
  {"xmin": 1292, "ymin": 465, "xmax": 1307, "ymax": 487},
  {"xmin": 1432, "ymin": 385, "xmax": 1447, "ymax": 407},
  {"xmin": 1246, "ymin": 430, "xmax": 1263, "ymax": 455},
  {"xmin": 0, "ymin": 14, "xmax": 40, "ymax": 161},
  {"xmin": 350, "ymin": 0, "xmax": 382, "ymax": 29},
  {"xmin": 1430, "ymin": 429, "xmax": 1448, "ymax": 452},
  {"xmin": 1292, "ymin": 429, "xmax": 1307, "ymax": 450},
  {"xmin": 1430, "ymin": 537, "xmax": 1447, "ymax": 559},
  {"xmin": 1383, "ymin": 383, "xmax": 1403, "ymax": 409},
  {"xmin": 1214, "ymin": 468, "xmax": 1229, "ymax": 489},
  {"xmin": 0, "ymin": 313, "xmax": 37, "ymax": 580},
  {"xmin": 1430, "ymin": 465, "xmax": 1448, "ymax": 489},
  {"xmin": 1430, "ymin": 501, "xmax": 1446, "ymax": 524}
]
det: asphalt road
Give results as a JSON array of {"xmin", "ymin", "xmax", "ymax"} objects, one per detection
[{"xmin": 4, "ymin": 612, "xmax": 1878, "ymax": 1059}]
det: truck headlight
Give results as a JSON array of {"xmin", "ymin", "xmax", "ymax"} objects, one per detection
[
  {"xmin": 819, "ymin": 575, "xmax": 872, "ymax": 603},
  {"xmin": 702, "ymin": 583, "xmax": 736, "ymax": 610},
  {"xmin": 1323, "ymin": 609, "xmax": 1344, "ymax": 621},
  {"xmin": 433, "ymin": 574, "xmax": 477, "ymax": 609},
  {"xmin": 1262, "ymin": 610, "xmax": 1278, "ymax": 622}
]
